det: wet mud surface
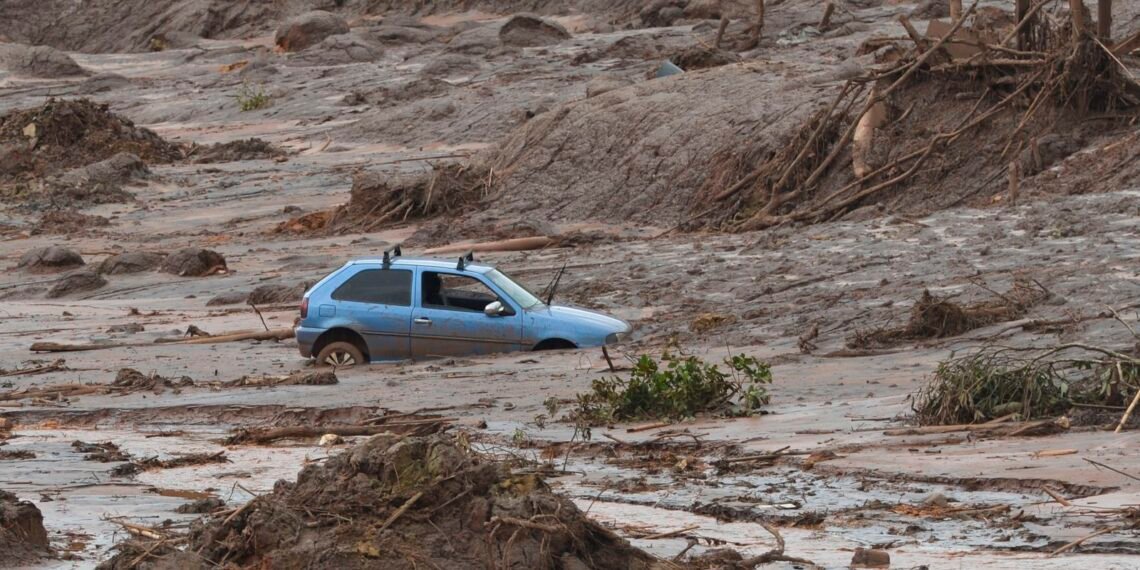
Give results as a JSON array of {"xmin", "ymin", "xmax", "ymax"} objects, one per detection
[{"xmin": 2, "ymin": 0, "xmax": 1140, "ymax": 568}]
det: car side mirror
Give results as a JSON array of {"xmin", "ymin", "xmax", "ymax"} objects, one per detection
[{"xmin": 484, "ymin": 301, "xmax": 506, "ymax": 317}]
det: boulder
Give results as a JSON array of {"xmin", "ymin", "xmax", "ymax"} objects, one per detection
[
  {"xmin": 160, "ymin": 248, "xmax": 227, "ymax": 277},
  {"xmin": 292, "ymin": 33, "xmax": 383, "ymax": 65},
  {"xmin": 499, "ymin": 14, "xmax": 571, "ymax": 47},
  {"xmin": 18, "ymin": 246, "xmax": 84, "ymax": 273},
  {"xmin": 46, "ymin": 270, "xmax": 106, "ymax": 298},
  {"xmin": 640, "ymin": 0, "xmax": 688, "ymax": 27},
  {"xmin": 274, "ymin": 11, "xmax": 350, "ymax": 52},
  {"xmin": 97, "ymin": 251, "xmax": 166, "ymax": 274},
  {"xmin": 0, "ymin": 44, "xmax": 87, "ymax": 78}
]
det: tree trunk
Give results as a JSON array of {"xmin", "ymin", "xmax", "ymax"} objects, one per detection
[
  {"xmin": 1070, "ymin": 0, "xmax": 1086, "ymax": 42},
  {"xmin": 1097, "ymin": 0, "xmax": 1112, "ymax": 42}
]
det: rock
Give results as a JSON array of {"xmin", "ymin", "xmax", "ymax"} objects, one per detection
[
  {"xmin": 1017, "ymin": 133, "xmax": 1084, "ymax": 176},
  {"xmin": 369, "ymin": 25, "xmax": 441, "ymax": 45},
  {"xmin": 283, "ymin": 371, "xmax": 338, "ymax": 386},
  {"xmin": 921, "ymin": 492, "xmax": 949, "ymax": 507},
  {"xmin": 274, "ymin": 11, "xmax": 349, "ymax": 52},
  {"xmin": 46, "ymin": 270, "xmax": 107, "ymax": 298},
  {"xmin": 912, "ymin": 0, "xmax": 950, "ymax": 19},
  {"xmin": 0, "ymin": 490, "xmax": 49, "ymax": 562},
  {"xmin": 683, "ymin": 0, "xmax": 723, "ymax": 19},
  {"xmin": 175, "ymin": 497, "xmax": 225, "ymax": 514},
  {"xmin": 292, "ymin": 33, "xmax": 383, "ymax": 65},
  {"xmin": 640, "ymin": 0, "xmax": 688, "ymax": 27},
  {"xmin": 447, "ymin": 25, "xmax": 501, "ymax": 54},
  {"xmin": 586, "ymin": 75, "xmax": 634, "ymax": 98},
  {"xmin": 107, "ymin": 323, "xmax": 145, "ymax": 334},
  {"xmin": 319, "ymin": 433, "xmax": 344, "ymax": 446},
  {"xmin": 205, "ymin": 291, "xmax": 248, "ymax": 306},
  {"xmin": 851, "ymin": 547, "xmax": 891, "ymax": 568},
  {"xmin": 18, "ymin": 246, "xmax": 84, "ymax": 273},
  {"xmin": 97, "ymin": 251, "xmax": 165, "ymax": 275},
  {"xmin": 420, "ymin": 54, "xmax": 480, "ymax": 78},
  {"xmin": 160, "ymin": 248, "xmax": 227, "ymax": 277},
  {"xmin": 498, "ymin": 14, "xmax": 571, "ymax": 47},
  {"xmin": 0, "ymin": 43, "xmax": 87, "ymax": 78},
  {"xmin": 247, "ymin": 281, "xmax": 311, "ymax": 305}
]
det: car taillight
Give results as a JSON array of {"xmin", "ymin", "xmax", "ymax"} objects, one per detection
[{"xmin": 300, "ymin": 297, "xmax": 309, "ymax": 319}]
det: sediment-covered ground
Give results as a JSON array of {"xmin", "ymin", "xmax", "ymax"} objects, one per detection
[{"xmin": 3, "ymin": 0, "xmax": 1140, "ymax": 568}]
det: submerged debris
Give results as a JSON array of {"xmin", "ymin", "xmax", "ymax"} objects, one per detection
[
  {"xmin": 103, "ymin": 433, "xmax": 660, "ymax": 569},
  {"xmin": 850, "ymin": 281, "xmax": 1050, "ymax": 347},
  {"xmin": 0, "ymin": 490, "xmax": 49, "ymax": 563},
  {"xmin": 914, "ymin": 321, "xmax": 1140, "ymax": 425}
]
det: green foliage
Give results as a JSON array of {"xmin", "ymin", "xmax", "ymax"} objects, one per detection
[
  {"xmin": 569, "ymin": 353, "xmax": 773, "ymax": 429},
  {"xmin": 236, "ymin": 82, "xmax": 271, "ymax": 112},
  {"xmin": 915, "ymin": 346, "xmax": 1140, "ymax": 425}
]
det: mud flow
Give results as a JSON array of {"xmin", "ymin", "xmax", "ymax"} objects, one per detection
[{"xmin": 3, "ymin": 0, "xmax": 1140, "ymax": 568}]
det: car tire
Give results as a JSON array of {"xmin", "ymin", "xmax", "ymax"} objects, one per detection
[{"xmin": 316, "ymin": 341, "xmax": 365, "ymax": 368}]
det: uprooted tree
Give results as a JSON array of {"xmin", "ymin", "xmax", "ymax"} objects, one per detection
[
  {"xmin": 914, "ymin": 318, "xmax": 1140, "ymax": 426},
  {"xmin": 690, "ymin": 0, "xmax": 1140, "ymax": 232}
]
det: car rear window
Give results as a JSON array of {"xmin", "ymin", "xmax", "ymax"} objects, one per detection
[{"xmin": 331, "ymin": 269, "xmax": 412, "ymax": 306}]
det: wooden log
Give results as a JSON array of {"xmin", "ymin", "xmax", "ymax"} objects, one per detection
[
  {"xmin": 818, "ymin": 2, "xmax": 835, "ymax": 31},
  {"xmin": 1097, "ymin": 0, "xmax": 1112, "ymax": 42},
  {"xmin": 884, "ymin": 418, "xmax": 1065, "ymax": 437},
  {"xmin": 424, "ymin": 236, "xmax": 557, "ymax": 255},
  {"xmin": 1008, "ymin": 161, "xmax": 1020, "ymax": 206},
  {"xmin": 714, "ymin": 16, "xmax": 730, "ymax": 49},
  {"xmin": 31, "ymin": 329, "xmax": 294, "ymax": 353},
  {"xmin": 1070, "ymin": 0, "xmax": 1086, "ymax": 42},
  {"xmin": 228, "ymin": 418, "xmax": 453, "ymax": 445},
  {"xmin": 1016, "ymin": 0, "xmax": 1031, "ymax": 50}
]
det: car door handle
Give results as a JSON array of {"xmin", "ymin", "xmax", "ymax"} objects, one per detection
[{"xmin": 414, "ymin": 317, "xmax": 432, "ymax": 325}]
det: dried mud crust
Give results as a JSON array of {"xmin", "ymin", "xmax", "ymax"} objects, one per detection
[{"xmin": 101, "ymin": 434, "xmax": 661, "ymax": 569}]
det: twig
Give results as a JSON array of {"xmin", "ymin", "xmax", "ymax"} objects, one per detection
[
  {"xmin": 643, "ymin": 524, "xmax": 700, "ymax": 539},
  {"xmin": 489, "ymin": 515, "xmax": 561, "ymax": 533},
  {"xmin": 1050, "ymin": 526, "xmax": 1114, "ymax": 556},
  {"xmin": 1043, "ymin": 487, "xmax": 1072, "ymax": 507},
  {"xmin": 248, "ymin": 302, "xmax": 270, "ymax": 332},
  {"xmin": 377, "ymin": 491, "xmax": 423, "ymax": 533},
  {"xmin": 1083, "ymin": 458, "xmax": 1140, "ymax": 483}
]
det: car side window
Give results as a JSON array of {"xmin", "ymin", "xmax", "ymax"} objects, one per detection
[
  {"xmin": 331, "ymin": 269, "xmax": 412, "ymax": 306},
  {"xmin": 421, "ymin": 272, "xmax": 504, "ymax": 313}
]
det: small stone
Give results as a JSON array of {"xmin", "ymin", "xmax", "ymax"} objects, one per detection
[{"xmin": 851, "ymin": 547, "xmax": 891, "ymax": 568}]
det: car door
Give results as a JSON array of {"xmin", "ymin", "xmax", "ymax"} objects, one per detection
[
  {"xmin": 411, "ymin": 269, "xmax": 524, "ymax": 357},
  {"xmin": 328, "ymin": 267, "xmax": 413, "ymax": 359}
]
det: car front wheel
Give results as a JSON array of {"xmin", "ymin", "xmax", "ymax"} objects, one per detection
[{"xmin": 316, "ymin": 341, "xmax": 364, "ymax": 368}]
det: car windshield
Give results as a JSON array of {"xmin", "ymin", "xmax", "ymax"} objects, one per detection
[{"xmin": 486, "ymin": 269, "xmax": 543, "ymax": 310}]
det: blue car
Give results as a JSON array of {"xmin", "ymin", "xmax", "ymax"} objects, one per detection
[{"xmin": 296, "ymin": 253, "xmax": 631, "ymax": 366}]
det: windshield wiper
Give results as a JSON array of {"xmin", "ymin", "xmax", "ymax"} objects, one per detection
[{"xmin": 543, "ymin": 263, "xmax": 567, "ymax": 305}]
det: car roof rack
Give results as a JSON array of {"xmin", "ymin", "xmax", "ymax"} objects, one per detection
[
  {"xmin": 382, "ymin": 250, "xmax": 392, "ymax": 267},
  {"xmin": 393, "ymin": 244, "xmax": 402, "ymax": 257},
  {"xmin": 456, "ymin": 251, "xmax": 475, "ymax": 271}
]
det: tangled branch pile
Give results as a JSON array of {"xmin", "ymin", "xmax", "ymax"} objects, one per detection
[
  {"xmin": 568, "ymin": 353, "xmax": 773, "ymax": 429},
  {"xmin": 275, "ymin": 162, "xmax": 491, "ymax": 235},
  {"xmin": 692, "ymin": 2, "xmax": 1140, "ymax": 231},
  {"xmin": 850, "ymin": 280, "xmax": 1050, "ymax": 347},
  {"xmin": 915, "ymin": 329, "xmax": 1140, "ymax": 425},
  {"xmin": 101, "ymin": 433, "xmax": 661, "ymax": 569}
]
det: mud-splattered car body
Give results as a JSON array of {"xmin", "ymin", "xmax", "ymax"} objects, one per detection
[{"xmin": 296, "ymin": 256, "xmax": 630, "ymax": 363}]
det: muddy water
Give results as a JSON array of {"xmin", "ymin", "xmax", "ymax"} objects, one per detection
[{"xmin": 2, "ymin": 428, "xmax": 323, "ymax": 566}]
